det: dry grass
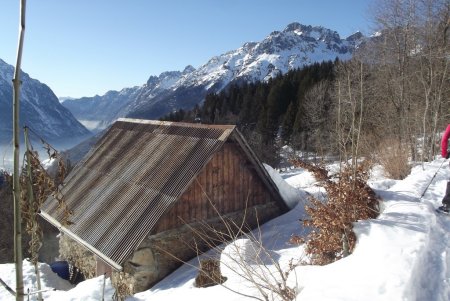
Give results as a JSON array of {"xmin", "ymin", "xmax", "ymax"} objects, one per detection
[
  {"xmin": 112, "ymin": 271, "xmax": 135, "ymax": 301},
  {"xmin": 376, "ymin": 139, "xmax": 411, "ymax": 180},
  {"xmin": 194, "ymin": 258, "xmax": 227, "ymax": 288}
]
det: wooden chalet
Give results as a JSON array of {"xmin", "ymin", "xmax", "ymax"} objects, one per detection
[{"xmin": 40, "ymin": 118, "xmax": 289, "ymax": 292}]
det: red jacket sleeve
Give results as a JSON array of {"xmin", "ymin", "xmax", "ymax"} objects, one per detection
[{"xmin": 441, "ymin": 124, "xmax": 450, "ymax": 158}]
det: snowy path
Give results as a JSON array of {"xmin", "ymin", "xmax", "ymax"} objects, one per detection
[
  {"xmin": 378, "ymin": 159, "xmax": 450, "ymax": 300},
  {"xmin": 403, "ymin": 160, "xmax": 450, "ymax": 301},
  {"xmin": 296, "ymin": 159, "xmax": 450, "ymax": 301}
]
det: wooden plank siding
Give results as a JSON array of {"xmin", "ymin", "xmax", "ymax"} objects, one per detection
[{"xmin": 153, "ymin": 141, "xmax": 277, "ymax": 234}]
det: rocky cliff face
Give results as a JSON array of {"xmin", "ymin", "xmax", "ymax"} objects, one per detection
[{"xmin": 0, "ymin": 59, "xmax": 91, "ymax": 146}]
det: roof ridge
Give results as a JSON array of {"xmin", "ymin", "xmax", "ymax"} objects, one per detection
[{"xmin": 117, "ymin": 118, "xmax": 236, "ymax": 130}]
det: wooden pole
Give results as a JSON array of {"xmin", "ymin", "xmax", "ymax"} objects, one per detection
[
  {"xmin": 13, "ymin": 0, "xmax": 26, "ymax": 300},
  {"xmin": 102, "ymin": 273, "xmax": 106, "ymax": 301}
]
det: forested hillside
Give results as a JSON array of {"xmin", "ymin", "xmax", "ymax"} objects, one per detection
[
  {"xmin": 163, "ymin": 0, "xmax": 449, "ymax": 169},
  {"xmin": 163, "ymin": 61, "xmax": 336, "ymax": 165}
]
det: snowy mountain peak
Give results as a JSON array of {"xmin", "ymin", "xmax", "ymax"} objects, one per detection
[
  {"xmin": 283, "ymin": 22, "xmax": 321, "ymax": 36},
  {"xmin": 269, "ymin": 30, "xmax": 281, "ymax": 37},
  {"xmin": 346, "ymin": 31, "xmax": 364, "ymax": 42},
  {"xmin": 145, "ymin": 69, "xmax": 185, "ymax": 91},
  {"xmin": 145, "ymin": 66, "xmax": 196, "ymax": 88},
  {"xmin": 242, "ymin": 41, "xmax": 258, "ymax": 51},
  {"xmin": 182, "ymin": 65, "xmax": 196, "ymax": 74},
  {"xmin": 282, "ymin": 22, "xmax": 341, "ymax": 42},
  {"xmin": 63, "ymin": 22, "xmax": 365, "ymax": 129},
  {"xmin": 146, "ymin": 75, "xmax": 159, "ymax": 87}
]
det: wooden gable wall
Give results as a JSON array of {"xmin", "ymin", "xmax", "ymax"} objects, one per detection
[{"xmin": 153, "ymin": 141, "xmax": 278, "ymax": 233}]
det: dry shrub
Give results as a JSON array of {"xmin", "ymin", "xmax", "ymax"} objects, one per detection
[
  {"xmin": 194, "ymin": 258, "xmax": 227, "ymax": 288},
  {"xmin": 376, "ymin": 139, "xmax": 411, "ymax": 180},
  {"xmin": 20, "ymin": 147, "xmax": 73, "ymax": 264},
  {"xmin": 59, "ymin": 234, "xmax": 96, "ymax": 278},
  {"xmin": 291, "ymin": 159, "xmax": 379, "ymax": 265},
  {"xmin": 112, "ymin": 271, "xmax": 135, "ymax": 301},
  {"xmin": 288, "ymin": 235, "xmax": 304, "ymax": 245}
]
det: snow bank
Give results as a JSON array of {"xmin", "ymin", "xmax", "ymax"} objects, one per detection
[
  {"xmin": 0, "ymin": 260, "xmax": 73, "ymax": 301},
  {"xmin": 46, "ymin": 275, "xmax": 114, "ymax": 301},
  {"xmin": 264, "ymin": 163, "xmax": 308, "ymax": 209},
  {"xmin": 220, "ymin": 238, "xmax": 265, "ymax": 278}
]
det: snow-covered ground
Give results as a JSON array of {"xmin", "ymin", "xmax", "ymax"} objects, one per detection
[{"xmin": 1, "ymin": 159, "xmax": 450, "ymax": 300}]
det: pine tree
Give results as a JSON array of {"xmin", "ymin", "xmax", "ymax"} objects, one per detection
[{"xmin": 281, "ymin": 101, "xmax": 297, "ymax": 144}]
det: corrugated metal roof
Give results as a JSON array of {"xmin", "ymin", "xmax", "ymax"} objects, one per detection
[
  {"xmin": 41, "ymin": 118, "xmax": 235, "ymax": 268},
  {"xmin": 41, "ymin": 118, "xmax": 286, "ymax": 270}
]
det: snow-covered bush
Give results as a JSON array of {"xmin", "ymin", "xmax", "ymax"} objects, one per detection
[
  {"xmin": 220, "ymin": 238, "xmax": 263, "ymax": 277},
  {"xmin": 218, "ymin": 236, "xmax": 296, "ymax": 301}
]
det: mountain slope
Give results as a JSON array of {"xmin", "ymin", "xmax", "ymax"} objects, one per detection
[
  {"xmin": 0, "ymin": 59, "xmax": 91, "ymax": 145},
  {"xmin": 62, "ymin": 87, "xmax": 143, "ymax": 132},
  {"xmin": 2, "ymin": 159, "xmax": 450, "ymax": 300},
  {"xmin": 61, "ymin": 65, "xmax": 196, "ymax": 132},
  {"xmin": 64, "ymin": 22, "xmax": 364, "ymax": 130}
]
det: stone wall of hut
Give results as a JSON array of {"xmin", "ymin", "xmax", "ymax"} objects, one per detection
[{"xmin": 124, "ymin": 202, "xmax": 281, "ymax": 292}]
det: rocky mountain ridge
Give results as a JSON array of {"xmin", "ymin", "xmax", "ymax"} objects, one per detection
[{"xmin": 63, "ymin": 22, "xmax": 365, "ymax": 131}]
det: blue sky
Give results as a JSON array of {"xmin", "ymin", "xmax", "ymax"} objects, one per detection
[{"xmin": 1, "ymin": 0, "xmax": 373, "ymax": 98}]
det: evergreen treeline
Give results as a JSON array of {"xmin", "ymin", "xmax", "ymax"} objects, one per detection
[{"xmin": 162, "ymin": 61, "xmax": 336, "ymax": 165}]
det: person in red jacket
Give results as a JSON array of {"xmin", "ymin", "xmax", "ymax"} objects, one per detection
[{"xmin": 439, "ymin": 124, "xmax": 450, "ymax": 213}]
